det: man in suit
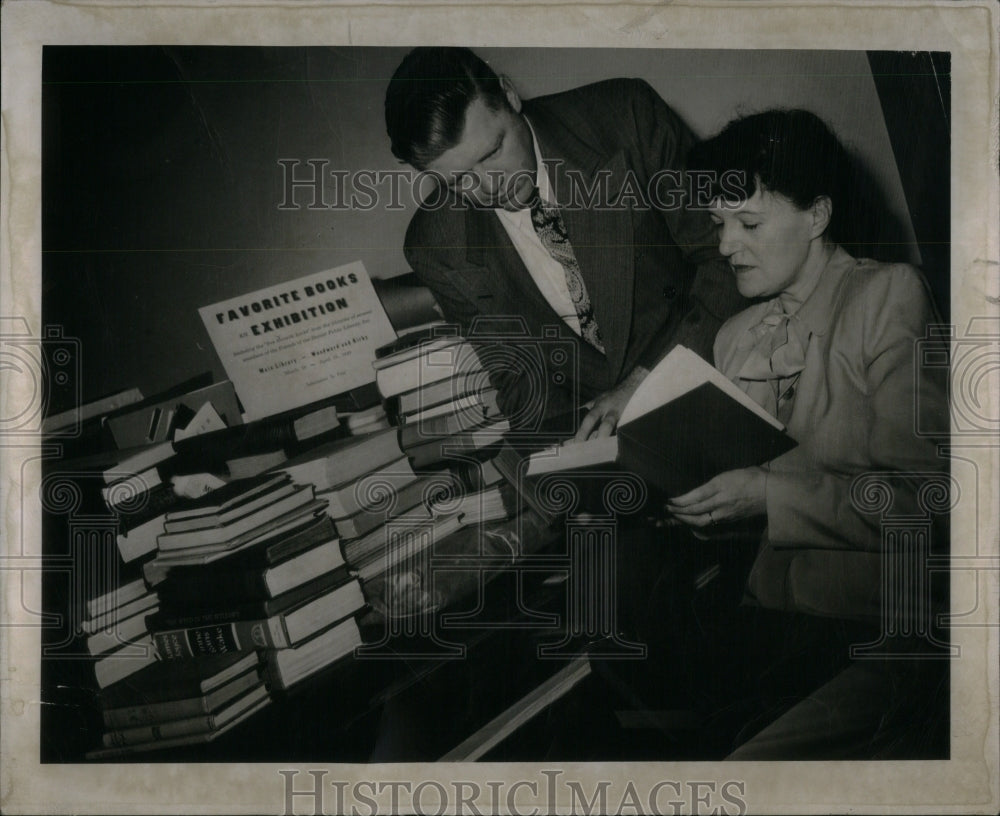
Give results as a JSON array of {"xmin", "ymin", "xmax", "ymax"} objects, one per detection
[{"xmin": 385, "ymin": 47, "xmax": 745, "ymax": 437}]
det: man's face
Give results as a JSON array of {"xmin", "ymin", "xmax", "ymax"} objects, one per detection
[{"xmin": 425, "ymin": 81, "xmax": 537, "ymax": 210}]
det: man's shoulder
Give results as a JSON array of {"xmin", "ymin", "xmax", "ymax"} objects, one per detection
[
  {"xmin": 403, "ymin": 200, "xmax": 468, "ymax": 262},
  {"xmin": 528, "ymin": 77, "xmax": 658, "ymax": 114}
]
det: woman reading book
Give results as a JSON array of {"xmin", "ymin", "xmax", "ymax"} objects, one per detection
[{"xmin": 664, "ymin": 109, "xmax": 950, "ymax": 758}]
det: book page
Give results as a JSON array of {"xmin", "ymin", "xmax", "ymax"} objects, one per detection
[{"xmin": 621, "ymin": 344, "xmax": 784, "ymax": 429}]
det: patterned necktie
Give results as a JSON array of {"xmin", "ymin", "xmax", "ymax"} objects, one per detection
[{"xmin": 527, "ymin": 189, "xmax": 605, "ymax": 353}]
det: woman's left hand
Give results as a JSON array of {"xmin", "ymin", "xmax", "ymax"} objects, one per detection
[{"xmin": 665, "ymin": 466, "xmax": 768, "ymax": 528}]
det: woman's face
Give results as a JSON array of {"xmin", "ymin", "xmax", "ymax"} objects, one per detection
[{"xmin": 708, "ymin": 187, "xmax": 822, "ymax": 301}]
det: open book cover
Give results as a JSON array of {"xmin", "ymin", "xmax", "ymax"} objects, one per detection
[{"xmin": 526, "ymin": 345, "xmax": 796, "ymax": 497}]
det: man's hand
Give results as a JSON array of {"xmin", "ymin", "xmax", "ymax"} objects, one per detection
[
  {"xmin": 665, "ymin": 467, "xmax": 768, "ymax": 528},
  {"xmin": 573, "ymin": 366, "xmax": 649, "ymax": 441}
]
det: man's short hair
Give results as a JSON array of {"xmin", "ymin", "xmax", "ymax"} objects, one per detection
[{"xmin": 385, "ymin": 47, "xmax": 509, "ymax": 169}]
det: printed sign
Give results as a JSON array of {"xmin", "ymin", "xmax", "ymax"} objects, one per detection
[{"xmin": 199, "ymin": 261, "xmax": 396, "ymax": 419}]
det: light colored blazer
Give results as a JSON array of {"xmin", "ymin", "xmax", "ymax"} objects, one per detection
[{"xmin": 714, "ymin": 247, "xmax": 948, "ymax": 621}]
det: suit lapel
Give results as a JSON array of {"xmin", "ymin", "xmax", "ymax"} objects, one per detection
[
  {"xmin": 458, "ymin": 101, "xmax": 637, "ymax": 387},
  {"xmin": 552, "ymin": 150, "xmax": 635, "ymax": 381}
]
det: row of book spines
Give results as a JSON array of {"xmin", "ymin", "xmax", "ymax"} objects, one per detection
[
  {"xmin": 85, "ymin": 695, "xmax": 272, "ymax": 759},
  {"xmin": 100, "ymin": 680, "xmax": 269, "ymax": 748},
  {"xmin": 88, "ymin": 616, "xmax": 364, "ymax": 758},
  {"xmin": 148, "ymin": 582, "xmax": 366, "ymax": 658}
]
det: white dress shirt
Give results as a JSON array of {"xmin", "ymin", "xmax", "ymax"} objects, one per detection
[{"xmin": 494, "ymin": 119, "xmax": 582, "ymax": 336}]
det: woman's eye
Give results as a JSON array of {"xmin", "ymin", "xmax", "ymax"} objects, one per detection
[{"xmin": 742, "ymin": 222, "xmax": 760, "ymax": 232}]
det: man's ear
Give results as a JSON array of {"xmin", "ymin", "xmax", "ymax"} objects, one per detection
[
  {"xmin": 499, "ymin": 75, "xmax": 522, "ymax": 113},
  {"xmin": 810, "ymin": 196, "xmax": 833, "ymax": 239}
]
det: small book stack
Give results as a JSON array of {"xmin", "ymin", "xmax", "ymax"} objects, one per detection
[
  {"xmin": 82, "ymin": 578, "xmax": 161, "ymax": 691},
  {"xmin": 86, "ymin": 651, "xmax": 268, "ymax": 759},
  {"xmin": 272, "ymin": 421, "xmax": 513, "ymax": 584},
  {"xmin": 374, "ymin": 326, "xmax": 509, "ymax": 473},
  {"xmin": 87, "ymin": 474, "xmax": 368, "ymax": 757},
  {"xmin": 375, "ymin": 326, "xmax": 497, "ymax": 423},
  {"xmin": 143, "ymin": 474, "xmax": 365, "ymax": 680}
]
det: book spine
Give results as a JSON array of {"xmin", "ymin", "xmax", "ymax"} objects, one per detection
[
  {"xmin": 151, "ymin": 618, "xmax": 287, "ymax": 658},
  {"xmin": 103, "ymin": 697, "xmax": 209, "ymax": 730},
  {"xmin": 94, "ymin": 639, "xmax": 157, "ymax": 688},
  {"xmin": 102, "ymin": 713, "xmax": 215, "ymax": 747},
  {"xmin": 86, "ymin": 608, "xmax": 157, "ymax": 656}
]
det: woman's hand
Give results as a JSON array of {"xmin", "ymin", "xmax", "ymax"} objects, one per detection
[{"xmin": 665, "ymin": 466, "xmax": 768, "ymax": 528}]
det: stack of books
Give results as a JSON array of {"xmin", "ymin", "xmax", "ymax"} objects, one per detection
[
  {"xmin": 86, "ymin": 651, "xmax": 267, "ymax": 759},
  {"xmin": 272, "ymin": 422, "xmax": 513, "ymax": 585},
  {"xmin": 374, "ymin": 328, "xmax": 510, "ymax": 473},
  {"xmin": 375, "ymin": 326, "xmax": 496, "ymax": 424},
  {"xmin": 82, "ymin": 579, "xmax": 161, "ymax": 690},
  {"xmin": 91, "ymin": 474, "xmax": 368, "ymax": 755},
  {"xmin": 144, "ymin": 473, "xmax": 364, "ymax": 656}
]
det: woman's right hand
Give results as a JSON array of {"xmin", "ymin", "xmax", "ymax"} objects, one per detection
[{"xmin": 665, "ymin": 466, "xmax": 768, "ymax": 529}]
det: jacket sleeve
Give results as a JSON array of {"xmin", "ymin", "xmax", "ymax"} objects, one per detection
[
  {"xmin": 763, "ymin": 265, "xmax": 948, "ymax": 552},
  {"xmin": 622, "ymin": 79, "xmax": 747, "ymax": 366}
]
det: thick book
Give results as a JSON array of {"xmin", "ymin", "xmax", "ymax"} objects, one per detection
[
  {"xmin": 150, "ymin": 569, "xmax": 349, "ymax": 627},
  {"xmin": 225, "ymin": 449, "xmax": 291, "ymax": 480},
  {"xmin": 98, "ymin": 651, "xmax": 259, "ymax": 710},
  {"xmin": 389, "ymin": 370, "xmax": 495, "ymax": 418},
  {"xmin": 93, "ymin": 636, "xmax": 158, "ymax": 689},
  {"xmin": 428, "ymin": 484, "xmax": 511, "ymax": 526},
  {"xmin": 162, "ymin": 474, "xmax": 295, "ymax": 532},
  {"xmin": 86, "ymin": 577, "xmax": 149, "ymax": 619},
  {"xmin": 399, "ymin": 388, "xmax": 502, "ymax": 427},
  {"xmin": 102, "ymin": 664, "xmax": 261, "ymax": 730},
  {"xmin": 102, "ymin": 467, "xmax": 164, "ymax": 510},
  {"xmin": 100, "ymin": 683, "xmax": 269, "ymax": 748},
  {"xmin": 404, "ymin": 422, "xmax": 509, "ymax": 471},
  {"xmin": 149, "ymin": 578, "xmax": 365, "ymax": 657},
  {"xmin": 524, "ymin": 345, "xmax": 796, "ymax": 497},
  {"xmin": 102, "ymin": 441, "xmax": 176, "ymax": 485},
  {"xmin": 371, "ymin": 332, "xmax": 464, "ymax": 370},
  {"xmin": 264, "ymin": 616, "xmax": 363, "ymax": 691},
  {"xmin": 155, "ymin": 485, "xmax": 316, "ymax": 551},
  {"xmin": 398, "ymin": 404, "xmax": 505, "ymax": 450},
  {"xmin": 86, "ymin": 605, "xmax": 158, "ymax": 656},
  {"xmin": 345, "ymin": 510, "xmax": 467, "ymax": 581},
  {"xmin": 150, "ymin": 513, "xmax": 336, "ymax": 578},
  {"xmin": 86, "ymin": 693, "xmax": 270, "ymax": 759},
  {"xmin": 375, "ymin": 340, "xmax": 484, "ymax": 399},
  {"xmin": 144, "ymin": 503, "xmax": 329, "ymax": 570},
  {"xmin": 155, "ymin": 540, "xmax": 347, "ymax": 607},
  {"xmin": 316, "ymin": 456, "xmax": 416, "ymax": 518},
  {"xmin": 42, "ymin": 386, "xmax": 144, "ymax": 434},
  {"xmin": 81, "ymin": 592, "xmax": 159, "ymax": 635},
  {"xmin": 277, "ymin": 426, "xmax": 403, "ymax": 492},
  {"xmin": 330, "ymin": 473, "xmax": 455, "ymax": 538},
  {"xmin": 373, "ymin": 322, "xmax": 460, "ymax": 360}
]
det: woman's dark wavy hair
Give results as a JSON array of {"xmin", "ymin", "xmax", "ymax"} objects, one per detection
[
  {"xmin": 688, "ymin": 109, "xmax": 880, "ymax": 253},
  {"xmin": 385, "ymin": 47, "xmax": 509, "ymax": 169}
]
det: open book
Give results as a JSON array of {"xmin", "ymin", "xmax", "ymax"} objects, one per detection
[{"xmin": 525, "ymin": 345, "xmax": 796, "ymax": 496}]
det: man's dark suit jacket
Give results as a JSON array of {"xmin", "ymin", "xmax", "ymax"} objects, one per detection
[{"xmin": 404, "ymin": 78, "xmax": 746, "ymax": 424}]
